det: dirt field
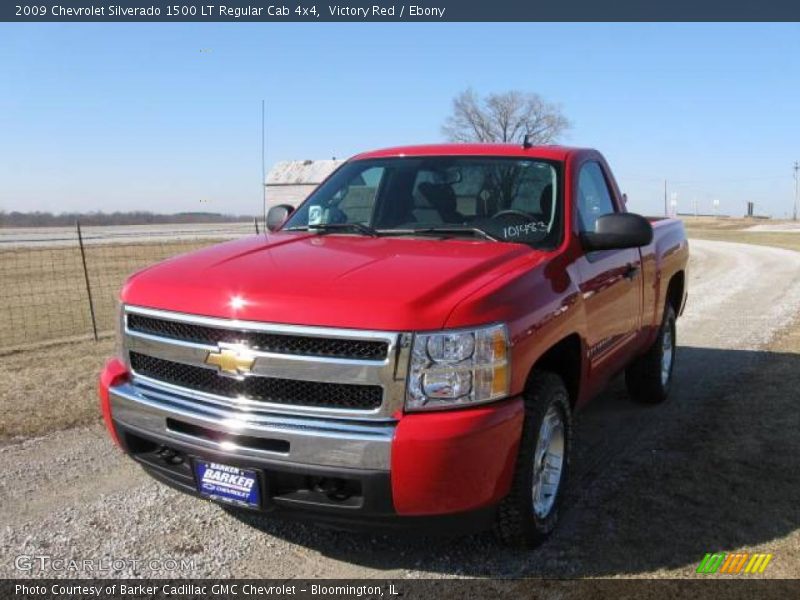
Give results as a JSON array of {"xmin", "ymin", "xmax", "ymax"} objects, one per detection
[
  {"xmin": 687, "ymin": 230, "xmax": 800, "ymax": 253},
  {"xmin": 682, "ymin": 216, "xmax": 800, "ymax": 252},
  {"xmin": 0, "ymin": 239, "xmax": 228, "ymax": 350},
  {"xmin": 680, "ymin": 216, "xmax": 761, "ymax": 231},
  {"xmin": 0, "ymin": 235, "xmax": 798, "ymax": 579},
  {"xmin": 0, "ymin": 339, "xmax": 113, "ymax": 442}
]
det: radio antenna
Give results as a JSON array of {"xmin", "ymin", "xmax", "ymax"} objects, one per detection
[{"xmin": 522, "ymin": 133, "xmax": 533, "ymax": 149}]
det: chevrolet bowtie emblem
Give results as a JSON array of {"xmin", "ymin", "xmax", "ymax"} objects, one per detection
[{"xmin": 205, "ymin": 346, "xmax": 255, "ymax": 376}]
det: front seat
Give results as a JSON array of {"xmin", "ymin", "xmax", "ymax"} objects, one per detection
[
  {"xmin": 417, "ymin": 182, "xmax": 464, "ymax": 224},
  {"xmin": 538, "ymin": 184, "xmax": 553, "ymax": 219}
]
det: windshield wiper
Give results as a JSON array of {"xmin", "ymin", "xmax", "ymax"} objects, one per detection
[
  {"xmin": 396, "ymin": 227, "xmax": 500, "ymax": 242},
  {"xmin": 286, "ymin": 223, "xmax": 379, "ymax": 237},
  {"xmin": 286, "ymin": 224, "xmax": 499, "ymax": 242}
]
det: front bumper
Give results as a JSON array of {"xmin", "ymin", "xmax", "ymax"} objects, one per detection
[
  {"xmin": 100, "ymin": 360, "xmax": 524, "ymax": 522},
  {"xmin": 115, "ymin": 421, "xmax": 397, "ymax": 520},
  {"xmin": 109, "ymin": 379, "xmax": 394, "ymax": 471}
]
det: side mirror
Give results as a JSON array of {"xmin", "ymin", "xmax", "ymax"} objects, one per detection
[
  {"xmin": 266, "ymin": 204, "xmax": 294, "ymax": 232},
  {"xmin": 581, "ymin": 213, "xmax": 653, "ymax": 251}
]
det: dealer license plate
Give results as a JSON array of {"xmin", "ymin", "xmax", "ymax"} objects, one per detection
[{"xmin": 194, "ymin": 460, "xmax": 260, "ymax": 508}]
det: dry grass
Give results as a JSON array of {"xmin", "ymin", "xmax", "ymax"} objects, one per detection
[
  {"xmin": 680, "ymin": 216, "xmax": 800, "ymax": 253},
  {"xmin": 687, "ymin": 230, "xmax": 800, "ymax": 253},
  {"xmin": 0, "ymin": 238, "xmax": 228, "ymax": 439},
  {"xmin": 679, "ymin": 216, "xmax": 771, "ymax": 231},
  {"xmin": 0, "ymin": 240, "xmax": 221, "ymax": 350},
  {"xmin": 0, "ymin": 339, "xmax": 113, "ymax": 442}
]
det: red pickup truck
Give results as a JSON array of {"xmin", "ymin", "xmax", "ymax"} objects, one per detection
[{"xmin": 99, "ymin": 144, "xmax": 688, "ymax": 547}]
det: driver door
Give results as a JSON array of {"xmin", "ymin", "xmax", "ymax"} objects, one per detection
[{"xmin": 575, "ymin": 161, "xmax": 642, "ymax": 377}]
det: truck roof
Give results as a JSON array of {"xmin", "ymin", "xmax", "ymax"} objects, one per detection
[{"xmin": 352, "ymin": 143, "xmax": 586, "ymax": 162}]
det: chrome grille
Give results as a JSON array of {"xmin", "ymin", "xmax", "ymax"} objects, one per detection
[
  {"xmin": 129, "ymin": 352, "xmax": 383, "ymax": 410},
  {"xmin": 128, "ymin": 313, "xmax": 389, "ymax": 360},
  {"xmin": 122, "ymin": 306, "xmax": 410, "ymax": 420}
]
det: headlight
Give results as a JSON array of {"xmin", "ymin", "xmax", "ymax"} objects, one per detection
[{"xmin": 406, "ymin": 323, "xmax": 510, "ymax": 411}]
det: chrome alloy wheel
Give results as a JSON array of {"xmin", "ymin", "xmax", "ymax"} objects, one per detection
[
  {"xmin": 531, "ymin": 404, "xmax": 565, "ymax": 519},
  {"xmin": 661, "ymin": 323, "xmax": 674, "ymax": 386}
]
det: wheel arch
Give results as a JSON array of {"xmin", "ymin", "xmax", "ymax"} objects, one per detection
[
  {"xmin": 525, "ymin": 333, "xmax": 583, "ymax": 409},
  {"xmin": 666, "ymin": 270, "xmax": 686, "ymax": 316}
]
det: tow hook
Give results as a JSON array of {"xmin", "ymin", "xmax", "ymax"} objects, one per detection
[{"xmin": 157, "ymin": 446, "xmax": 184, "ymax": 465}]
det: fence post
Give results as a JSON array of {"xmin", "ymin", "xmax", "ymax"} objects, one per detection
[
  {"xmin": 254, "ymin": 217, "xmax": 260, "ymax": 234},
  {"xmin": 76, "ymin": 220, "xmax": 99, "ymax": 341}
]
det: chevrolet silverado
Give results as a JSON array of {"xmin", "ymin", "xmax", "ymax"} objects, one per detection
[{"xmin": 99, "ymin": 143, "xmax": 688, "ymax": 547}]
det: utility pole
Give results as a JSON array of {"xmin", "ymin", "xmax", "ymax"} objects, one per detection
[
  {"xmin": 261, "ymin": 99, "xmax": 267, "ymax": 230},
  {"xmin": 794, "ymin": 161, "xmax": 799, "ymax": 221}
]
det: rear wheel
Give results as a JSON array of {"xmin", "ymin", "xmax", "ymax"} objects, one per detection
[
  {"xmin": 625, "ymin": 304, "xmax": 677, "ymax": 404},
  {"xmin": 494, "ymin": 371, "xmax": 571, "ymax": 548}
]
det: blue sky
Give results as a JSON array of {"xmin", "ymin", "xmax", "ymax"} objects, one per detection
[{"xmin": 1, "ymin": 23, "xmax": 799, "ymax": 217}]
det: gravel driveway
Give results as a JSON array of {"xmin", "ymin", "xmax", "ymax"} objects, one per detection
[{"xmin": 2, "ymin": 239, "xmax": 799, "ymax": 579}]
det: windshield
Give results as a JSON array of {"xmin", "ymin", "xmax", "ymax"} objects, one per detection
[{"xmin": 282, "ymin": 157, "xmax": 562, "ymax": 247}]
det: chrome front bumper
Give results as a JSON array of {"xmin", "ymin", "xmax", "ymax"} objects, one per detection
[{"xmin": 109, "ymin": 380, "xmax": 395, "ymax": 470}]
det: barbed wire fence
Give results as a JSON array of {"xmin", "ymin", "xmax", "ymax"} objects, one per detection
[{"xmin": 0, "ymin": 220, "xmax": 260, "ymax": 352}]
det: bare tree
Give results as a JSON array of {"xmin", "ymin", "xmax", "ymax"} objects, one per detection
[{"xmin": 442, "ymin": 88, "xmax": 570, "ymax": 144}]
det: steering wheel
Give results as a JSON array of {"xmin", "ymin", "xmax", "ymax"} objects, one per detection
[{"xmin": 491, "ymin": 209, "xmax": 536, "ymax": 220}]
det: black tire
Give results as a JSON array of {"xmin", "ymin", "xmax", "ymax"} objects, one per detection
[
  {"xmin": 494, "ymin": 371, "xmax": 572, "ymax": 549},
  {"xmin": 625, "ymin": 304, "xmax": 677, "ymax": 404}
]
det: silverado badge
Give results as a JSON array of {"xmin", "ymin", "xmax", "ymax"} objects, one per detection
[{"xmin": 205, "ymin": 346, "xmax": 255, "ymax": 376}]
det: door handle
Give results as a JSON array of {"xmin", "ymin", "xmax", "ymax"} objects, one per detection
[{"xmin": 623, "ymin": 263, "xmax": 639, "ymax": 280}]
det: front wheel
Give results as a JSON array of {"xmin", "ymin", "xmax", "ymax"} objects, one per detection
[
  {"xmin": 494, "ymin": 371, "xmax": 571, "ymax": 548},
  {"xmin": 625, "ymin": 304, "xmax": 677, "ymax": 404}
]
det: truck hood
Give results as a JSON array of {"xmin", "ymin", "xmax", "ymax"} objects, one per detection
[{"xmin": 122, "ymin": 232, "xmax": 544, "ymax": 331}]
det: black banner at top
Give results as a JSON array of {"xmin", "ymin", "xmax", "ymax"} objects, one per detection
[{"xmin": 4, "ymin": 0, "xmax": 800, "ymax": 22}]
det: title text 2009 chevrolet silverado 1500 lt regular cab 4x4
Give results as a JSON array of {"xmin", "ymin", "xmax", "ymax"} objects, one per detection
[{"xmin": 99, "ymin": 144, "xmax": 688, "ymax": 547}]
